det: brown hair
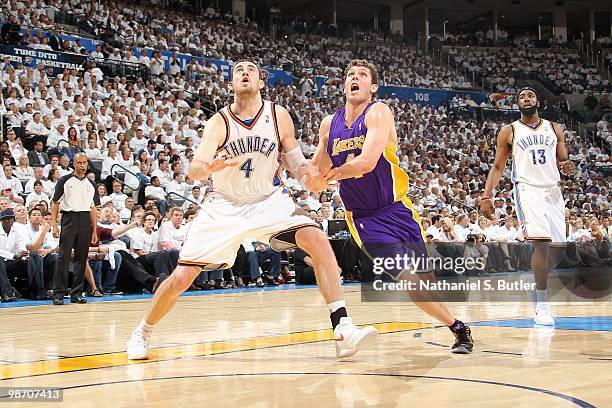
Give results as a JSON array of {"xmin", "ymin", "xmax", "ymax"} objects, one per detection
[
  {"xmin": 143, "ymin": 210, "xmax": 157, "ymax": 222},
  {"xmin": 232, "ymin": 59, "xmax": 266, "ymax": 81},
  {"xmin": 344, "ymin": 59, "xmax": 379, "ymax": 87}
]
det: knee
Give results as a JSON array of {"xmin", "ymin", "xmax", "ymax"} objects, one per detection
[
  {"xmin": 297, "ymin": 228, "xmax": 336, "ymax": 262},
  {"xmin": 29, "ymin": 252, "xmax": 41, "ymax": 261},
  {"xmin": 167, "ymin": 266, "xmax": 198, "ymax": 293}
]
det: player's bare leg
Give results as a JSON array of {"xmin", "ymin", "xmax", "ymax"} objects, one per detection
[
  {"xmin": 295, "ymin": 227, "xmax": 378, "ymax": 358},
  {"xmin": 127, "ymin": 265, "xmax": 202, "ymax": 359},
  {"xmin": 295, "ymin": 227, "xmax": 343, "ymax": 303}
]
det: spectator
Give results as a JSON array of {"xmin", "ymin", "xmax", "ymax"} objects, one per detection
[
  {"xmin": 109, "ymin": 179, "xmax": 128, "ymax": 209},
  {"xmin": 131, "ymin": 211, "xmax": 178, "ymax": 279},
  {"xmin": 464, "ymin": 233, "xmax": 489, "ymax": 276},
  {"xmin": 157, "ymin": 207, "xmax": 185, "ymax": 251},
  {"xmin": 2, "ymin": 164, "xmax": 24, "ymax": 194},
  {"xmin": 0, "ymin": 208, "xmax": 28, "ymax": 302},
  {"xmin": 182, "ymin": 185, "xmax": 204, "ymax": 211},
  {"xmin": 23, "ymin": 167, "xmax": 45, "ymax": 196},
  {"xmin": 15, "ymin": 155, "xmax": 34, "ymax": 179},
  {"xmin": 242, "ymin": 237, "xmax": 281, "ymax": 287},
  {"xmin": 43, "ymin": 168, "xmax": 60, "ymax": 197},
  {"xmin": 144, "ymin": 176, "xmax": 168, "ymax": 215},
  {"xmin": 26, "ymin": 207, "xmax": 57, "ymax": 299},
  {"xmin": 1, "ymin": 180, "xmax": 24, "ymax": 206}
]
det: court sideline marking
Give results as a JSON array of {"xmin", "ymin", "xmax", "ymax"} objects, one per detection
[
  {"xmin": 0, "ymin": 372, "xmax": 596, "ymax": 408},
  {"xmin": 0, "ymin": 322, "xmax": 431, "ymax": 381}
]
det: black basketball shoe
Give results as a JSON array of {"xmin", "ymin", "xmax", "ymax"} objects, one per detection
[{"xmin": 451, "ymin": 324, "xmax": 474, "ymax": 354}]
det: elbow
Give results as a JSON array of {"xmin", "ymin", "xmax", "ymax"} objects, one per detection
[
  {"xmin": 187, "ymin": 165, "xmax": 201, "ymax": 181},
  {"xmin": 360, "ymin": 160, "xmax": 377, "ymax": 174}
]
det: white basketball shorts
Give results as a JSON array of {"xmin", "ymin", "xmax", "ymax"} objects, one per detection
[
  {"xmin": 178, "ymin": 187, "xmax": 317, "ymax": 269},
  {"xmin": 513, "ymin": 183, "xmax": 566, "ymax": 244}
]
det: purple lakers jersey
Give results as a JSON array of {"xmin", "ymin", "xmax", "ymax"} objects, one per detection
[{"xmin": 327, "ymin": 102, "xmax": 409, "ymax": 213}]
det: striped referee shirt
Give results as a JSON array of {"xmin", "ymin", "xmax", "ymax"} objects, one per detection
[{"xmin": 52, "ymin": 174, "xmax": 101, "ymax": 212}]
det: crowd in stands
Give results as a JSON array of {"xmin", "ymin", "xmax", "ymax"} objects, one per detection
[
  {"xmin": 9, "ymin": 0, "xmax": 611, "ymax": 95},
  {"xmin": 449, "ymin": 47, "xmax": 610, "ymax": 94},
  {"xmin": 0, "ymin": 2, "xmax": 609, "ymax": 302},
  {"xmin": 10, "ymin": 0, "xmax": 471, "ymax": 90},
  {"xmin": 441, "ymin": 30, "xmax": 569, "ymax": 49}
]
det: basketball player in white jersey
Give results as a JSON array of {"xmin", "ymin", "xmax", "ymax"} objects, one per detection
[
  {"xmin": 127, "ymin": 60, "xmax": 377, "ymax": 360},
  {"xmin": 480, "ymin": 87, "xmax": 575, "ymax": 325}
]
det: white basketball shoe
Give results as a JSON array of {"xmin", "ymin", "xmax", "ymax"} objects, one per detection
[
  {"xmin": 334, "ymin": 317, "xmax": 378, "ymax": 358},
  {"xmin": 534, "ymin": 302, "xmax": 555, "ymax": 326},
  {"xmin": 127, "ymin": 330, "xmax": 151, "ymax": 360}
]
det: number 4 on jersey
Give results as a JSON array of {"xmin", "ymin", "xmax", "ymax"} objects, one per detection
[{"xmin": 240, "ymin": 158, "xmax": 254, "ymax": 178}]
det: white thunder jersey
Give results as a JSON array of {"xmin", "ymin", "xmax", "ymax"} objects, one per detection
[
  {"xmin": 178, "ymin": 100, "xmax": 316, "ymax": 267},
  {"xmin": 510, "ymin": 118, "xmax": 566, "ymax": 242},
  {"xmin": 215, "ymin": 101, "xmax": 281, "ymax": 203},
  {"xmin": 511, "ymin": 118, "xmax": 560, "ymax": 187}
]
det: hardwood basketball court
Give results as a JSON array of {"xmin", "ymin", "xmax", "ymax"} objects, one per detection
[{"xmin": 1, "ymin": 279, "xmax": 610, "ymax": 407}]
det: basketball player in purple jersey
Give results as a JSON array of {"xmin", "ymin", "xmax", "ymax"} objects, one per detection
[{"xmin": 311, "ymin": 59, "xmax": 473, "ymax": 353}]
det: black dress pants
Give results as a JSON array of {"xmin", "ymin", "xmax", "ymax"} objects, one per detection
[{"xmin": 53, "ymin": 211, "xmax": 91, "ymax": 298}]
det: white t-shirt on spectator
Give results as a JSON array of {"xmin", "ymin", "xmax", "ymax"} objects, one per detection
[
  {"xmin": 485, "ymin": 225, "xmax": 507, "ymax": 242},
  {"xmin": 157, "ymin": 221, "xmax": 185, "ymax": 250},
  {"xmin": 130, "ymin": 227, "xmax": 157, "ymax": 256},
  {"xmin": 25, "ymin": 191, "xmax": 50, "ymax": 208},
  {"xmin": 110, "ymin": 191, "xmax": 128, "ymax": 209},
  {"xmin": 26, "ymin": 121, "xmax": 46, "ymax": 136},
  {"xmin": 425, "ymin": 225, "xmax": 445, "ymax": 241},
  {"xmin": 84, "ymin": 147, "xmax": 103, "ymax": 159},
  {"xmin": 144, "ymin": 185, "xmax": 166, "ymax": 200},
  {"xmin": 129, "ymin": 136, "xmax": 148, "ymax": 152},
  {"xmin": 151, "ymin": 169, "xmax": 172, "ymax": 187},
  {"xmin": 166, "ymin": 180, "xmax": 186, "ymax": 197},
  {"xmin": 454, "ymin": 224, "xmax": 471, "ymax": 242}
]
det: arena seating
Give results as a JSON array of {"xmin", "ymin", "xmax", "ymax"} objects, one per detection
[{"xmin": 0, "ymin": 0, "xmax": 609, "ymax": 301}]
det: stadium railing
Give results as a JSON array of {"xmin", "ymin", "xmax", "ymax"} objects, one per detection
[{"xmin": 110, "ymin": 163, "xmax": 141, "ymax": 192}]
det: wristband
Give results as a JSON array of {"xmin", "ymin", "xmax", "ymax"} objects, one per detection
[{"xmin": 480, "ymin": 197, "xmax": 492, "ymax": 201}]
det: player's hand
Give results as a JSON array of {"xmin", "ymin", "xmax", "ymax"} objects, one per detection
[
  {"xmin": 323, "ymin": 167, "xmax": 343, "ymax": 185},
  {"xmin": 479, "ymin": 197, "xmax": 494, "ymax": 219},
  {"xmin": 91, "ymin": 229, "xmax": 98, "ymax": 246},
  {"xmin": 559, "ymin": 160, "xmax": 576, "ymax": 176},
  {"xmin": 204, "ymin": 158, "xmax": 239, "ymax": 175},
  {"xmin": 52, "ymin": 224, "xmax": 59, "ymax": 238},
  {"xmin": 298, "ymin": 165, "xmax": 332, "ymax": 192}
]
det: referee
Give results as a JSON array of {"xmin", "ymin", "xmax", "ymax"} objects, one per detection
[{"xmin": 51, "ymin": 153, "xmax": 100, "ymax": 305}]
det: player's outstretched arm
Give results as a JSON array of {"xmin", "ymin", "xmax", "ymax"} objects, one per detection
[
  {"xmin": 552, "ymin": 122, "xmax": 576, "ymax": 176},
  {"xmin": 480, "ymin": 125, "xmax": 512, "ymax": 218},
  {"xmin": 312, "ymin": 115, "xmax": 334, "ymax": 175},
  {"xmin": 325, "ymin": 102, "xmax": 392, "ymax": 182},
  {"xmin": 276, "ymin": 105, "xmax": 330, "ymax": 192},
  {"xmin": 188, "ymin": 113, "xmax": 237, "ymax": 182}
]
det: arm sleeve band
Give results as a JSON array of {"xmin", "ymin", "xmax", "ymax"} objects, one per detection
[{"xmin": 282, "ymin": 145, "xmax": 308, "ymax": 174}]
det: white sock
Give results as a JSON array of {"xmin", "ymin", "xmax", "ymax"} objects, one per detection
[
  {"xmin": 135, "ymin": 318, "xmax": 155, "ymax": 336},
  {"xmin": 536, "ymin": 289, "xmax": 548, "ymax": 304},
  {"xmin": 327, "ymin": 299, "xmax": 346, "ymax": 313}
]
